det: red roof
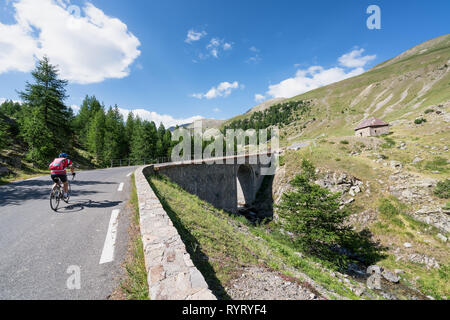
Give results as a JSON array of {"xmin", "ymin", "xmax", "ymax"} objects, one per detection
[{"xmin": 355, "ymin": 117, "xmax": 389, "ymax": 131}]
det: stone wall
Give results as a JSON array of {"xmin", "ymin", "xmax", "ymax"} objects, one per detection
[
  {"xmin": 154, "ymin": 161, "xmax": 266, "ymax": 213},
  {"xmin": 134, "ymin": 166, "xmax": 216, "ymax": 300}
]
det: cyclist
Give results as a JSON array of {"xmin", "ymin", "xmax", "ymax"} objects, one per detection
[{"xmin": 49, "ymin": 153, "xmax": 75, "ymax": 199}]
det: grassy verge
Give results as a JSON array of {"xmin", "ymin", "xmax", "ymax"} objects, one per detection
[
  {"xmin": 116, "ymin": 173, "xmax": 149, "ymax": 300},
  {"xmin": 148, "ymin": 174, "xmax": 362, "ymax": 300},
  {"xmin": 0, "ymin": 169, "xmax": 48, "ymax": 185}
]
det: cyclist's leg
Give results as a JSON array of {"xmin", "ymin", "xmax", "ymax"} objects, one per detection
[
  {"xmin": 59, "ymin": 174, "xmax": 69, "ymax": 193},
  {"xmin": 51, "ymin": 175, "xmax": 59, "ymax": 190}
]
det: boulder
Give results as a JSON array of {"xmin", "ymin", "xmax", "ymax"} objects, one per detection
[
  {"xmin": 367, "ymin": 265, "xmax": 383, "ymax": 275},
  {"xmin": 437, "ymin": 233, "xmax": 447, "ymax": 242},
  {"xmin": 382, "ymin": 270, "xmax": 400, "ymax": 283},
  {"xmin": 412, "ymin": 157, "xmax": 423, "ymax": 164},
  {"xmin": 390, "ymin": 161, "xmax": 403, "ymax": 170},
  {"xmin": 366, "ymin": 274, "xmax": 382, "ymax": 290}
]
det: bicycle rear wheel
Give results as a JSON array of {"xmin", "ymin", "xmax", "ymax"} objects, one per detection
[{"xmin": 50, "ymin": 190, "xmax": 60, "ymax": 211}]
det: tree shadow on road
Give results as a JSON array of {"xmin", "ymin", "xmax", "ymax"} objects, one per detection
[
  {"xmin": 57, "ymin": 199, "xmax": 123, "ymax": 214},
  {"xmin": 0, "ymin": 180, "xmax": 117, "ymax": 207}
]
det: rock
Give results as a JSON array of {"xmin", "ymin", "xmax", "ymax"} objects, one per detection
[
  {"xmin": 366, "ymin": 274, "xmax": 382, "ymax": 290},
  {"xmin": 367, "ymin": 265, "xmax": 383, "ymax": 275},
  {"xmin": 403, "ymin": 242, "xmax": 412, "ymax": 248},
  {"xmin": 444, "ymin": 146, "xmax": 448, "ymax": 151},
  {"xmin": 408, "ymin": 253, "xmax": 440, "ymax": 269},
  {"xmin": 394, "ymin": 269, "xmax": 404, "ymax": 275},
  {"xmin": 412, "ymin": 157, "xmax": 423, "ymax": 164},
  {"xmin": 390, "ymin": 161, "xmax": 403, "ymax": 170},
  {"xmin": 382, "ymin": 270, "xmax": 400, "ymax": 283},
  {"xmin": 309, "ymin": 293, "xmax": 316, "ymax": 299},
  {"xmin": 345, "ymin": 198, "xmax": 355, "ymax": 204},
  {"xmin": 349, "ymin": 186, "xmax": 361, "ymax": 197},
  {"xmin": 354, "ymin": 287, "xmax": 365, "ymax": 297},
  {"xmin": 437, "ymin": 233, "xmax": 447, "ymax": 242}
]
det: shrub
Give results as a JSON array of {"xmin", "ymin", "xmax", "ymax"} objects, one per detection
[
  {"xmin": 434, "ymin": 179, "xmax": 450, "ymax": 199},
  {"xmin": 425, "ymin": 109, "xmax": 434, "ymax": 114},
  {"xmin": 378, "ymin": 198, "xmax": 400, "ymax": 218},
  {"xmin": 443, "ymin": 202, "xmax": 450, "ymax": 211},
  {"xmin": 414, "ymin": 118, "xmax": 427, "ymax": 125},
  {"xmin": 340, "ymin": 140, "xmax": 349, "ymax": 145}
]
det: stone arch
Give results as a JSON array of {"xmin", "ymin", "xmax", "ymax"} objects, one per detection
[{"xmin": 236, "ymin": 164, "xmax": 255, "ymax": 208}]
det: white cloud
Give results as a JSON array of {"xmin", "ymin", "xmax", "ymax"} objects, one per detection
[
  {"xmin": 205, "ymin": 38, "xmax": 232, "ymax": 59},
  {"xmin": 246, "ymin": 46, "xmax": 261, "ymax": 64},
  {"xmin": 0, "ymin": 0, "xmax": 141, "ymax": 84},
  {"xmin": 191, "ymin": 81, "xmax": 241, "ymax": 100},
  {"xmin": 254, "ymin": 94, "xmax": 266, "ymax": 103},
  {"xmin": 267, "ymin": 48, "xmax": 375, "ymax": 98},
  {"xmin": 0, "ymin": 97, "xmax": 21, "ymax": 104},
  {"xmin": 223, "ymin": 42, "xmax": 232, "ymax": 51},
  {"xmin": 338, "ymin": 48, "xmax": 376, "ymax": 68},
  {"xmin": 118, "ymin": 108, "xmax": 204, "ymax": 128},
  {"xmin": 185, "ymin": 29, "xmax": 207, "ymax": 43},
  {"xmin": 70, "ymin": 104, "xmax": 80, "ymax": 113}
]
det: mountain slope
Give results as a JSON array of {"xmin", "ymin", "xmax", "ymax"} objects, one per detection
[
  {"xmin": 221, "ymin": 34, "xmax": 449, "ymax": 142},
  {"xmin": 280, "ymin": 33, "xmax": 450, "ymax": 141}
]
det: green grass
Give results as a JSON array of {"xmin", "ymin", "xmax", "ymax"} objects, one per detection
[
  {"xmin": 119, "ymin": 173, "xmax": 149, "ymax": 300},
  {"xmin": 147, "ymin": 173, "xmax": 362, "ymax": 300},
  {"xmin": 0, "ymin": 169, "xmax": 48, "ymax": 185},
  {"xmin": 423, "ymin": 157, "xmax": 449, "ymax": 173}
]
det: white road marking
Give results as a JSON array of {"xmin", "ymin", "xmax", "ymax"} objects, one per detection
[
  {"xmin": 126, "ymin": 172, "xmax": 132, "ymax": 177},
  {"xmin": 118, "ymin": 183, "xmax": 124, "ymax": 192},
  {"xmin": 99, "ymin": 209, "xmax": 120, "ymax": 265}
]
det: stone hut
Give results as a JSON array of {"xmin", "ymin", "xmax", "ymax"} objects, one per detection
[{"xmin": 355, "ymin": 117, "xmax": 390, "ymax": 137}]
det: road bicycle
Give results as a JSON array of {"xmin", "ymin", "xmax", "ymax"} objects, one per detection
[{"xmin": 50, "ymin": 174, "xmax": 75, "ymax": 212}]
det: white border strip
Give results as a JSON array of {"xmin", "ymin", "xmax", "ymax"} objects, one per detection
[
  {"xmin": 99, "ymin": 209, "xmax": 120, "ymax": 265},
  {"xmin": 118, "ymin": 183, "xmax": 124, "ymax": 192}
]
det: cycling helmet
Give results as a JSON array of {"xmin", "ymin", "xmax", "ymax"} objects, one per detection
[{"xmin": 59, "ymin": 153, "xmax": 69, "ymax": 158}]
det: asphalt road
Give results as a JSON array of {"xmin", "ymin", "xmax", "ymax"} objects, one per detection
[{"xmin": 0, "ymin": 166, "xmax": 138, "ymax": 300}]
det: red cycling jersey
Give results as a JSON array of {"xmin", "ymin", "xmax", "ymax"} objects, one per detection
[{"xmin": 49, "ymin": 158, "xmax": 72, "ymax": 175}]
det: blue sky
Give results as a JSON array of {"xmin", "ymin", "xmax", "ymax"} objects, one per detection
[{"xmin": 0, "ymin": 0, "xmax": 448, "ymax": 126}]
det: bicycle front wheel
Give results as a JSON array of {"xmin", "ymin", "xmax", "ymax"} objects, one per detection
[{"xmin": 50, "ymin": 190, "xmax": 60, "ymax": 212}]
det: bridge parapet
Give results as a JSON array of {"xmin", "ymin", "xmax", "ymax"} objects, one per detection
[{"xmin": 152, "ymin": 153, "xmax": 275, "ymax": 213}]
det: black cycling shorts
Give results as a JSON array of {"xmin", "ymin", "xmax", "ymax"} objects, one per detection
[{"xmin": 51, "ymin": 174, "xmax": 68, "ymax": 184}]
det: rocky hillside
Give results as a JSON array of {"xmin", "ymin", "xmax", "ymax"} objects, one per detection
[
  {"xmin": 210, "ymin": 34, "xmax": 449, "ymax": 300},
  {"xmin": 259, "ymin": 35, "xmax": 449, "ymax": 300}
]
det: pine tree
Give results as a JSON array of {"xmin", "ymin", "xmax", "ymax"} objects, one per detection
[
  {"xmin": 0, "ymin": 113, "xmax": 9, "ymax": 152},
  {"xmin": 18, "ymin": 57, "xmax": 71, "ymax": 163},
  {"xmin": 103, "ymin": 106, "xmax": 126, "ymax": 163},
  {"xmin": 130, "ymin": 117, "xmax": 146, "ymax": 161},
  {"xmin": 276, "ymin": 159, "xmax": 351, "ymax": 262},
  {"xmin": 19, "ymin": 106, "xmax": 54, "ymax": 165},
  {"xmin": 73, "ymin": 95, "xmax": 102, "ymax": 145},
  {"xmin": 125, "ymin": 111, "xmax": 135, "ymax": 156},
  {"xmin": 87, "ymin": 108, "xmax": 106, "ymax": 161},
  {"xmin": 0, "ymin": 100, "xmax": 22, "ymax": 118}
]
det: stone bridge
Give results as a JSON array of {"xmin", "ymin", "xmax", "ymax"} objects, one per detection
[{"xmin": 149, "ymin": 153, "xmax": 275, "ymax": 214}]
